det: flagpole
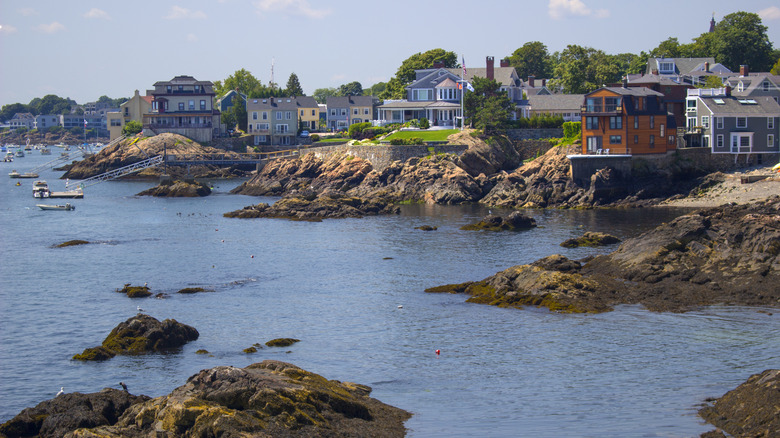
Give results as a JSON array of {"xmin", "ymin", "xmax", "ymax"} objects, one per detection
[{"xmin": 460, "ymin": 55, "xmax": 464, "ymax": 131}]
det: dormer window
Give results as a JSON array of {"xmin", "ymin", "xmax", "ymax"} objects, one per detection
[
  {"xmin": 737, "ymin": 82, "xmax": 744, "ymax": 92},
  {"xmin": 763, "ymin": 81, "xmax": 771, "ymax": 91},
  {"xmin": 658, "ymin": 61, "xmax": 675, "ymax": 74}
]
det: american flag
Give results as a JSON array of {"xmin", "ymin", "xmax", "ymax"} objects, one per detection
[
  {"xmin": 83, "ymin": 119, "xmax": 87, "ymax": 127},
  {"xmin": 462, "ymin": 56, "xmax": 466, "ymax": 76}
]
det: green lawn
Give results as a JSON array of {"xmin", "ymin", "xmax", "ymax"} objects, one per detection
[
  {"xmin": 384, "ymin": 129, "xmax": 458, "ymax": 141},
  {"xmin": 314, "ymin": 137, "xmax": 350, "ymax": 143}
]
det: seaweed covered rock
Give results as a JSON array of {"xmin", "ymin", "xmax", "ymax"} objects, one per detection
[
  {"xmin": 0, "ymin": 388, "xmax": 148, "ymax": 438},
  {"xmin": 224, "ymin": 192, "xmax": 400, "ymax": 221},
  {"xmin": 136, "ymin": 180, "xmax": 211, "ymax": 197},
  {"xmin": 54, "ymin": 239, "xmax": 90, "ymax": 248},
  {"xmin": 699, "ymin": 369, "xmax": 780, "ymax": 437},
  {"xmin": 560, "ymin": 231, "xmax": 621, "ymax": 248},
  {"xmin": 265, "ymin": 338, "xmax": 300, "ymax": 347},
  {"xmin": 64, "ymin": 361, "xmax": 411, "ymax": 437},
  {"xmin": 460, "ymin": 211, "xmax": 537, "ymax": 231},
  {"xmin": 73, "ymin": 314, "xmax": 199, "ymax": 361},
  {"xmin": 117, "ymin": 283, "xmax": 151, "ymax": 298}
]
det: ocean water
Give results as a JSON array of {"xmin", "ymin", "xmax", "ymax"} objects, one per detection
[{"xmin": 1, "ymin": 151, "xmax": 778, "ymax": 437}]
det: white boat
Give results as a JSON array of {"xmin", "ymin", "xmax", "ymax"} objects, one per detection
[
  {"xmin": 9, "ymin": 170, "xmax": 38, "ymax": 178},
  {"xmin": 40, "ymin": 147, "xmax": 51, "ymax": 155},
  {"xmin": 33, "ymin": 180, "xmax": 51, "ymax": 198},
  {"xmin": 36, "ymin": 203, "xmax": 75, "ymax": 211},
  {"xmin": 3, "ymin": 152, "xmax": 13, "ymax": 162},
  {"xmin": 15, "ymin": 150, "xmax": 24, "ymax": 157}
]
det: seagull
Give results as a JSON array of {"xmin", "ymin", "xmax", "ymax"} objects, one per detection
[
  {"xmin": 56, "ymin": 387, "xmax": 64, "ymax": 397},
  {"xmin": 137, "ymin": 306, "xmax": 144, "ymax": 313},
  {"xmin": 119, "ymin": 382, "xmax": 128, "ymax": 392}
]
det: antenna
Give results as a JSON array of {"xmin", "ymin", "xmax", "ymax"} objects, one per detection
[{"xmin": 270, "ymin": 57, "xmax": 275, "ymax": 88}]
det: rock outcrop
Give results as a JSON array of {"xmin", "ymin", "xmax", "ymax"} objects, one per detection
[
  {"xmin": 63, "ymin": 133, "xmax": 248, "ymax": 180},
  {"xmin": 460, "ymin": 211, "xmax": 537, "ymax": 231},
  {"xmin": 2, "ymin": 360, "xmax": 410, "ymax": 437},
  {"xmin": 0, "ymin": 389, "xmax": 148, "ymax": 438},
  {"xmin": 72, "ymin": 314, "xmax": 199, "ymax": 361},
  {"xmin": 560, "ymin": 232, "xmax": 621, "ymax": 248},
  {"xmin": 427, "ymin": 197, "xmax": 780, "ymax": 313},
  {"xmin": 224, "ymin": 191, "xmax": 400, "ymax": 221},
  {"xmin": 137, "ymin": 180, "xmax": 211, "ymax": 197},
  {"xmin": 699, "ymin": 369, "xmax": 780, "ymax": 437}
]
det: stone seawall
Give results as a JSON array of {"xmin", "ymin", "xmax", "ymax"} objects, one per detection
[
  {"xmin": 644, "ymin": 147, "xmax": 780, "ymax": 172},
  {"xmin": 506, "ymin": 128, "xmax": 564, "ymax": 140},
  {"xmin": 299, "ymin": 144, "xmax": 469, "ymax": 171}
]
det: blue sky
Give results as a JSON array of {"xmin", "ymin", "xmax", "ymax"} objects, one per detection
[{"xmin": 1, "ymin": 0, "xmax": 778, "ymax": 106}]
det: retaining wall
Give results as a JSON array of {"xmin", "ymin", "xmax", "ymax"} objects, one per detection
[{"xmin": 568, "ymin": 155, "xmax": 633, "ymax": 186}]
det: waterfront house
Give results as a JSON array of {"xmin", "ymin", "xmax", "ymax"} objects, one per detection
[
  {"xmin": 581, "ymin": 86, "xmax": 677, "ymax": 155},
  {"xmin": 246, "ymin": 96, "xmax": 318, "ymax": 146},
  {"xmin": 683, "ymin": 87, "xmax": 780, "ymax": 161},
  {"xmin": 326, "ymin": 95, "xmax": 379, "ymax": 131},
  {"xmin": 624, "ymin": 74, "xmax": 693, "ymax": 130},
  {"xmin": 644, "ymin": 57, "xmax": 732, "ymax": 86},
  {"xmin": 722, "ymin": 65, "xmax": 780, "ymax": 104},
  {"xmin": 215, "ymin": 90, "xmax": 247, "ymax": 112},
  {"xmin": 34, "ymin": 114, "xmax": 60, "ymax": 131},
  {"xmin": 528, "ymin": 94, "xmax": 584, "ymax": 122},
  {"xmin": 9, "ymin": 113, "xmax": 35, "ymax": 129},
  {"xmin": 142, "ymin": 75, "xmax": 221, "ymax": 143},
  {"xmin": 107, "ymin": 90, "xmax": 153, "ymax": 140}
]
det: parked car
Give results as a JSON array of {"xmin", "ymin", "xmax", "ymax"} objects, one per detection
[{"xmin": 300, "ymin": 131, "xmax": 310, "ymax": 137}]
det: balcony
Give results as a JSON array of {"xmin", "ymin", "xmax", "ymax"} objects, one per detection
[{"xmin": 581, "ymin": 105, "xmax": 622, "ymax": 114}]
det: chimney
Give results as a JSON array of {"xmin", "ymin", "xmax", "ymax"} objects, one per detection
[
  {"xmin": 622, "ymin": 76, "xmax": 628, "ymax": 88},
  {"xmin": 500, "ymin": 58, "xmax": 510, "ymax": 68},
  {"xmin": 528, "ymin": 75, "xmax": 535, "ymax": 87},
  {"xmin": 704, "ymin": 62, "xmax": 710, "ymax": 72},
  {"xmin": 542, "ymin": 79, "xmax": 546, "ymax": 87},
  {"xmin": 486, "ymin": 56, "xmax": 494, "ymax": 80},
  {"xmin": 740, "ymin": 65, "xmax": 749, "ymax": 77},
  {"xmin": 433, "ymin": 60, "xmax": 444, "ymax": 69},
  {"xmin": 725, "ymin": 85, "xmax": 732, "ymax": 96},
  {"xmin": 651, "ymin": 69, "xmax": 659, "ymax": 75}
]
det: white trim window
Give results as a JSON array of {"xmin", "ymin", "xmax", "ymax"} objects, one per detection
[
  {"xmin": 276, "ymin": 111, "xmax": 282, "ymax": 120},
  {"xmin": 252, "ymin": 112, "xmax": 258, "ymax": 120},
  {"xmin": 716, "ymin": 117, "xmax": 723, "ymax": 129},
  {"xmin": 275, "ymin": 124, "xmax": 288, "ymax": 133},
  {"xmin": 769, "ymin": 117, "xmax": 775, "ymax": 130},
  {"xmin": 730, "ymin": 132, "xmax": 753, "ymax": 153},
  {"xmin": 736, "ymin": 117, "xmax": 747, "ymax": 128},
  {"xmin": 716, "ymin": 134, "xmax": 724, "ymax": 148},
  {"xmin": 286, "ymin": 111, "xmax": 292, "ymax": 120},
  {"xmin": 702, "ymin": 135, "xmax": 710, "ymax": 148},
  {"xmin": 769, "ymin": 134, "xmax": 775, "ymax": 148},
  {"xmin": 258, "ymin": 123, "xmax": 269, "ymax": 131},
  {"xmin": 330, "ymin": 109, "xmax": 336, "ymax": 117},
  {"xmin": 660, "ymin": 124, "xmax": 665, "ymax": 137},
  {"xmin": 262, "ymin": 112, "xmax": 268, "ymax": 120},
  {"xmin": 701, "ymin": 116, "xmax": 709, "ymax": 129}
]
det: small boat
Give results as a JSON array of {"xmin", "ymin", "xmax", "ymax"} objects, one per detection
[
  {"xmin": 40, "ymin": 147, "xmax": 51, "ymax": 155},
  {"xmin": 3, "ymin": 152, "xmax": 13, "ymax": 162},
  {"xmin": 9, "ymin": 170, "xmax": 39, "ymax": 178},
  {"xmin": 37, "ymin": 203, "xmax": 75, "ymax": 211},
  {"xmin": 15, "ymin": 150, "xmax": 24, "ymax": 157},
  {"xmin": 33, "ymin": 180, "xmax": 51, "ymax": 198}
]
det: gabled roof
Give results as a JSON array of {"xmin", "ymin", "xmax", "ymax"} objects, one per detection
[
  {"xmin": 724, "ymin": 74, "xmax": 780, "ymax": 96},
  {"xmin": 436, "ymin": 78, "xmax": 458, "ymax": 88},
  {"xmin": 246, "ymin": 96, "xmax": 320, "ymax": 111},
  {"xmin": 588, "ymin": 87, "xmax": 664, "ymax": 97},
  {"xmin": 153, "ymin": 75, "xmax": 213, "ymax": 86},
  {"xmin": 628, "ymin": 74, "xmax": 690, "ymax": 86},
  {"xmin": 646, "ymin": 58, "xmax": 717, "ymax": 76},
  {"xmin": 446, "ymin": 67, "xmax": 519, "ymax": 87},
  {"xmin": 528, "ymin": 94, "xmax": 585, "ymax": 111},
  {"xmin": 406, "ymin": 68, "xmax": 461, "ymax": 90},
  {"xmin": 325, "ymin": 95, "xmax": 378, "ymax": 108},
  {"xmin": 699, "ymin": 95, "xmax": 780, "ymax": 116}
]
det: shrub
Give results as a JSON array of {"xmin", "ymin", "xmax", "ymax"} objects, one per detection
[
  {"xmin": 419, "ymin": 118, "xmax": 430, "ymax": 129},
  {"xmin": 562, "ymin": 121, "xmax": 581, "ymax": 139},
  {"xmin": 348, "ymin": 121, "xmax": 372, "ymax": 139},
  {"xmin": 122, "ymin": 120, "xmax": 142, "ymax": 135},
  {"xmin": 310, "ymin": 134, "xmax": 320, "ymax": 142}
]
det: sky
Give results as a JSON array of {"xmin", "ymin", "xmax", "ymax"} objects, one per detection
[{"xmin": 1, "ymin": 0, "xmax": 779, "ymax": 107}]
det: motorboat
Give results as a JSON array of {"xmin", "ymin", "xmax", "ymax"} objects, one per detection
[
  {"xmin": 9, "ymin": 170, "xmax": 39, "ymax": 178},
  {"xmin": 15, "ymin": 150, "xmax": 24, "ymax": 157},
  {"xmin": 40, "ymin": 147, "xmax": 51, "ymax": 155},
  {"xmin": 3, "ymin": 152, "xmax": 13, "ymax": 162},
  {"xmin": 33, "ymin": 180, "xmax": 51, "ymax": 198},
  {"xmin": 36, "ymin": 203, "xmax": 75, "ymax": 211}
]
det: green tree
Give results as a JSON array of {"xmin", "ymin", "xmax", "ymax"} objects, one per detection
[
  {"xmin": 508, "ymin": 41, "xmax": 552, "ymax": 79},
  {"xmin": 464, "ymin": 77, "xmax": 513, "ymax": 134},
  {"xmin": 285, "ymin": 73, "xmax": 304, "ymax": 96},
  {"xmin": 122, "ymin": 120, "xmax": 142, "ymax": 135},
  {"xmin": 771, "ymin": 57, "xmax": 780, "ymax": 75},
  {"xmin": 649, "ymin": 37, "xmax": 682, "ymax": 58},
  {"xmin": 232, "ymin": 94, "xmax": 247, "ymax": 132},
  {"xmin": 29, "ymin": 94, "xmax": 73, "ymax": 115},
  {"xmin": 552, "ymin": 45, "xmax": 622, "ymax": 93},
  {"xmin": 214, "ymin": 69, "xmax": 263, "ymax": 98},
  {"xmin": 381, "ymin": 48, "xmax": 458, "ymax": 99},
  {"xmin": 696, "ymin": 75, "xmax": 725, "ymax": 89},
  {"xmin": 338, "ymin": 81, "xmax": 363, "ymax": 96},
  {"xmin": 711, "ymin": 12, "xmax": 774, "ymax": 71},
  {"xmin": 312, "ymin": 87, "xmax": 338, "ymax": 104},
  {"xmin": 367, "ymin": 82, "xmax": 386, "ymax": 97},
  {"xmin": 0, "ymin": 103, "xmax": 29, "ymax": 122}
]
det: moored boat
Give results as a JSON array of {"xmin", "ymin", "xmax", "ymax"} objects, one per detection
[
  {"xmin": 36, "ymin": 203, "xmax": 75, "ymax": 211},
  {"xmin": 3, "ymin": 152, "xmax": 13, "ymax": 162},
  {"xmin": 40, "ymin": 147, "xmax": 51, "ymax": 155},
  {"xmin": 32, "ymin": 180, "xmax": 51, "ymax": 198},
  {"xmin": 9, "ymin": 170, "xmax": 39, "ymax": 178}
]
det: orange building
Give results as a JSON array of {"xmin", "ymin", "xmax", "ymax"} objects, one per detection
[{"xmin": 581, "ymin": 87, "xmax": 677, "ymax": 155}]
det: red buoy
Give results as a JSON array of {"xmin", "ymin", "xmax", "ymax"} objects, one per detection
[{"xmin": 435, "ymin": 349, "xmax": 440, "ymax": 355}]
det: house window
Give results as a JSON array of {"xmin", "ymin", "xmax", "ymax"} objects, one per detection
[
  {"xmin": 178, "ymin": 102, "xmax": 185, "ymax": 111},
  {"xmin": 609, "ymin": 116, "xmax": 622, "ymax": 129},
  {"xmin": 413, "ymin": 89, "xmax": 432, "ymax": 101},
  {"xmin": 166, "ymin": 85, "xmax": 172, "ymax": 93},
  {"xmin": 286, "ymin": 111, "xmax": 291, "ymax": 120},
  {"xmin": 605, "ymin": 97, "xmax": 621, "ymax": 112},
  {"xmin": 276, "ymin": 124, "xmax": 288, "ymax": 133},
  {"xmin": 659, "ymin": 61, "xmax": 674, "ymax": 73},
  {"xmin": 701, "ymin": 116, "xmax": 709, "ymax": 129},
  {"xmin": 660, "ymin": 124, "xmax": 665, "ymax": 137},
  {"xmin": 262, "ymin": 112, "xmax": 268, "ymax": 120},
  {"xmin": 178, "ymin": 85, "xmax": 183, "ymax": 92},
  {"xmin": 634, "ymin": 135, "xmax": 639, "ymax": 144},
  {"xmin": 609, "ymin": 135, "xmax": 622, "ymax": 144},
  {"xmin": 252, "ymin": 112, "xmax": 257, "ymax": 120},
  {"xmin": 731, "ymin": 133, "xmax": 753, "ymax": 152},
  {"xmin": 649, "ymin": 134, "xmax": 655, "ymax": 148},
  {"xmin": 716, "ymin": 117, "xmax": 723, "ymax": 129},
  {"xmin": 769, "ymin": 117, "xmax": 775, "ymax": 129},
  {"xmin": 276, "ymin": 111, "xmax": 282, "ymax": 120},
  {"xmin": 736, "ymin": 117, "xmax": 747, "ymax": 128},
  {"xmin": 364, "ymin": 108, "xmax": 369, "ymax": 115},
  {"xmin": 330, "ymin": 109, "xmax": 336, "ymax": 116},
  {"xmin": 258, "ymin": 123, "xmax": 269, "ymax": 130},
  {"xmin": 763, "ymin": 81, "xmax": 771, "ymax": 91},
  {"xmin": 586, "ymin": 97, "xmax": 602, "ymax": 112},
  {"xmin": 586, "ymin": 117, "xmax": 598, "ymax": 129},
  {"xmin": 200, "ymin": 100, "xmax": 206, "ymax": 110},
  {"xmin": 650, "ymin": 115, "xmax": 655, "ymax": 129},
  {"xmin": 280, "ymin": 136, "xmax": 290, "ymax": 145},
  {"xmin": 687, "ymin": 117, "xmax": 697, "ymax": 129},
  {"xmin": 687, "ymin": 99, "xmax": 697, "ymax": 111},
  {"xmin": 312, "ymin": 109, "xmax": 316, "ymax": 116},
  {"xmin": 717, "ymin": 134, "xmax": 724, "ymax": 148},
  {"xmin": 189, "ymin": 100, "xmax": 195, "ymax": 110},
  {"xmin": 668, "ymin": 135, "xmax": 674, "ymax": 144},
  {"xmin": 702, "ymin": 135, "xmax": 709, "ymax": 148},
  {"xmin": 634, "ymin": 116, "xmax": 638, "ymax": 129},
  {"xmin": 341, "ymin": 109, "xmax": 347, "ymax": 116},
  {"xmin": 769, "ymin": 134, "xmax": 775, "ymax": 148}
]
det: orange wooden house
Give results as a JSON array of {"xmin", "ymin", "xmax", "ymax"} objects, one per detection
[{"xmin": 580, "ymin": 87, "xmax": 677, "ymax": 155}]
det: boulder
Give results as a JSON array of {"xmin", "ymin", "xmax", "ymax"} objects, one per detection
[
  {"xmin": 57, "ymin": 361, "xmax": 411, "ymax": 437},
  {"xmin": 54, "ymin": 240, "xmax": 90, "ymax": 248},
  {"xmin": 0, "ymin": 388, "xmax": 148, "ymax": 438},
  {"xmin": 699, "ymin": 369, "xmax": 780, "ymax": 437},
  {"xmin": 117, "ymin": 284, "xmax": 151, "ymax": 298},
  {"xmin": 72, "ymin": 314, "xmax": 199, "ymax": 361},
  {"xmin": 460, "ymin": 211, "xmax": 537, "ymax": 231},
  {"xmin": 265, "ymin": 338, "xmax": 300, "ymax": 347},
  {"xmin": 224, "ymin": 192, "xmax": 400, "ymax": 221},
  {"xmin": 560, "ymin": 231, "xmax": 621, "ymax": 248},
  {"xmin": 136, "ymin": 180, "xmax": 211, "ymax": 197}
]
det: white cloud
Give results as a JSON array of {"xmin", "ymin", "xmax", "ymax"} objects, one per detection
[
  {"xmin": 548, "ymin": 0, "xmax": 609, "ymax": 20},
  {"xmin": 84, "ymin": 8, "xmax": 111, "ymax": 20},
  {"xmin": 35, "ymin": 22, "xmax": 65, "ymax": 34},
  {"xmin": 0, "ymin": 24, "xmax": 19, "ymax": 35},
  {"xmin": 759, "ymin": 6, "xmax": 780, "ymax": 20},
  {"xmin": 18, "ymin": 8, "xmax": 36, "ymax": 16},
  {"xmin": 253, "ymin": 0, "xmax": 331, "ymax": 19},
  {"xmin": 165, "ymin": 6, "xmax": 207, "ymax": 20},
  {"xmin": 186, "ymin": 33, "xmax": 198, "ymax": 42}
]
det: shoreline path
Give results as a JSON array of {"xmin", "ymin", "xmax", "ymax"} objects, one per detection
[{"xmin": 660, "ymin": 165, "xmax": 780, "ymax": 208}]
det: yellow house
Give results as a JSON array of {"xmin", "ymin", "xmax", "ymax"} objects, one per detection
[
  {"xmin": 107, "ymin": 90, "xmax": 153, "ymax": 140},
  {"xmin": 296, "ymin": 96, "xmax": 319, "ymax": 131}
]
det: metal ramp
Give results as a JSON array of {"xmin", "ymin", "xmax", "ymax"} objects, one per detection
[
  {"xmin": 29, "ymin": 151, "xmax": 87, "ymax": 174},
  {"xmin": 77, "ymin": 155, "xmax": 164, "ymax": 188}
]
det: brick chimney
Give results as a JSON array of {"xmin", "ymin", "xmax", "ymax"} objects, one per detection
[
  {"xmin": 725, "ymin": 85, "xmax": 732, "ymax": 96},
  {"xmin": 486, "ymin": 56, "xmax": 494, "ymax": 80},
  {"xmin": 528, "ymin": 75, "xmax": 535, "ymax": 87},
  {"xmin": 433, "ymin": 60, "xmax": 444, "ymax": 69},
  {"xmin": 651, "ymin": 69, "xmax": 659, "ymax": 75},
  {"xmin": 500, "ymin": 58, "xmax": 510, "ymax": 68},
  {"xmin": 704, "ymin": 62, "xmax": 710, "ymax": 72},
  {"xmin": 740, "ymin": 65, "xmax": 749, "ymax": 77}
]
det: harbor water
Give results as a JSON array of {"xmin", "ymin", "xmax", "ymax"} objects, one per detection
[{"xmin": 0, "ymin": 151, "xmax": 778, "ymax": 437}]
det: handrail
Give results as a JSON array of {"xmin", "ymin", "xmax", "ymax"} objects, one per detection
[{"xmin": 78, "ymin": 155, "xmax": 164, "ymax": 188}]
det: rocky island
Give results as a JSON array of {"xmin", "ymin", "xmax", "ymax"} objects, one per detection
[{"xmin": 0, "ymin": 361, "xmax": 411, "ymax": 437}]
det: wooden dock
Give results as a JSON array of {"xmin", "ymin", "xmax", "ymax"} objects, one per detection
[{"xmin": 50, "ymin": 190, "xmax": 84, "ymax": 199}]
